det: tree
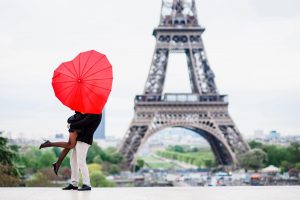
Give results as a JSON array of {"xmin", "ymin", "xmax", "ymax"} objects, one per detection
[
  {"xmin": 248, "ymin": 140, "xmax": 264, "ymax": 149},
  {"xmin": 20, "ymin": 147, "xmax": 41, "ymax": 171},
  {"xmin": 0, "ymin": 133, "xmax": 21, "ymax": 186},
  {"xmin": 0, "ymin": 164, "xmax": 21, "ymax": 186},
  {"xmin": 86, "ymin": 142, "xmax": 106, "ymax": 163},
  {"xmin": 168, "ymin": 145, "xmax": 185, "ymax": 153},
  {"xmin": 263, "ymin": 145, "xmax": 289, "ymax": 167},
  {"xmin": 90, "ymin": 171, "xmax": 115, "ymax": 187},
  {"xmin": 204, "ymin": 159, "xmax": 214, "ymax": 168},
  {"xmin": 52, "ymin": 147, "xmax": 61, "ymax": 157},
  {"xmin": 287, "ymin": 142, "xmax": 300, "ymax": 163},
  {"xmin": 37, "ymin": 150, "xmax": 56, "ymax": 169},
  {"xmin": 25, "ymin": 172, "xmax": 60, "ymax": 187},
  {"xmin": 295, "ymin": 162, "xmax": 300, "ymax": 171},
  {"xmin": 281, "ymin": 161, "xmax": 294, "ymax": 172},
  {"xmin": 108, "ymin": 164, "xmax": 121, "ymax": 175},
  {"xmin": 88, "ymin": 163, "xmax": 102, "ymax": 172},
  {"xmin": 239, "ymin": 148, "xmax": 268, "ymax": 171},
  {"xmin": 134, "ymin": 159, "xmax": 145, "ymax": 172},
  {"xmin": 0, "ymin": 135, "xmax": 16, "ymax": 165},
  {"xmin": 93, "ymin": 155, "xmax": 103, "ymax": 164}
]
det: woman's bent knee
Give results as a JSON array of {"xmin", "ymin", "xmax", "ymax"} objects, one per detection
[{"xmin": 66, "ymin": 142, "xmax": 76, "ymax": 149}]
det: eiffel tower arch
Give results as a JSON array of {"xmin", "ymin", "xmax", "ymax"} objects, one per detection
[{"xmin": 119, "ymin": 0, "xmax": 250, "ymax": 170}]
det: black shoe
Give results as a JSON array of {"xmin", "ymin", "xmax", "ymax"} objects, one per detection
[
  {"xmin": 52, "ymin": 163, "xmax": 59, "ymax": 176},
  {"xmin": 62, "ymin": 184, "xmax": 78, "ymax": 190},
  {"xmin": 39, "ymin": 140, "xmax": 51, "ymax": 149},
  {"xmin": 78, "ymin": 184, "xmax": 91, "ymax": 191}
]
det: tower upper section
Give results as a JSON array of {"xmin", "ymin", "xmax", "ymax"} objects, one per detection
[{"xmin": 159, "ymin": 0, "xmax": 199, "ymax": 27}]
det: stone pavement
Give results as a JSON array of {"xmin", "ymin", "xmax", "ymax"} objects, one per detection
[{"xmin": 1, "ymin": 186, "xmax": 300, "ymax": 200}]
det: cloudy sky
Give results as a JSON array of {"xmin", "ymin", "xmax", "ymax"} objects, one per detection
[{"xmin": 0, "ymin": 0, "xmax": 299, "ymax": 139}]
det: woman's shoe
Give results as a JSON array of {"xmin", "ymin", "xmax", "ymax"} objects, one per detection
[
  {"xmin": 39, "ymin": 140, "xmax": 51, "ymax": 149},
  {"xmin": 52, "ymin": 163, "xmax": 59, "ymax": 175}
]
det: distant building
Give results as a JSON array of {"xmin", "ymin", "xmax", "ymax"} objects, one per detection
[
  {"xmin": 268, "ymin": 130, "xmax": 280, "ymax": 140},
  {"xmin": 55, "ymin": 133, "xmax": 64, "ymax": 139},
  {"xmin": 253, "ymin": 130, "xmax": 264, "ymax": 139},
  {"xmin": 95, "ymin": 136, "xmax": 121, "ymax": 148},
  {"xmin": 94, "ymin": 109, "xmax": 105, "ymax": 139}
]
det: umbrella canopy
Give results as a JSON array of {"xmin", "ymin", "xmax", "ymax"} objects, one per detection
[
  {"xmin": 261, "ymin": 165, "xmax": 280, "ymax": 173},
  {"xmin": 52, "ymin": 50, "xmax": 113, "ymax": 114}
]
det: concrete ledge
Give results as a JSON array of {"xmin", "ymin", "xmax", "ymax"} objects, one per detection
[{"xmin": 1, "ymin": 186, "xmax": 300, "ymax": 200}]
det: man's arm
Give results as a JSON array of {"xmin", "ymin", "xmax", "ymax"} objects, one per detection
[{"xmin": 70, "ymin": 114, "xmax": 100, "ymax": 128}]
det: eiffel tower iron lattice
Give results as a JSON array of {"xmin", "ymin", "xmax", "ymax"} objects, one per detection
[{"xmin": 119, "ymin": 0, "xmax": 250, "ymax": 170}]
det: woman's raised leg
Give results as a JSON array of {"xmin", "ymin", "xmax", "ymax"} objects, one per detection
[
  {"xmin": 40, "ymin": 131, "xmax": 78, "ymax": 149},
  {"xmin": 51, "ymin": 132, "xmax": 78, "ymax": 175}
]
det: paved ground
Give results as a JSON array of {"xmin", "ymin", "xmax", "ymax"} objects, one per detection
[{"xmin": 1, "ymin": 186, "xmax": 300, "ymax": 200}]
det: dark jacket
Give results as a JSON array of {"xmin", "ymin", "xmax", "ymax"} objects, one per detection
[
  {"xmin": 69, "ymin": 113, "xmax": 102, "ymax": 145},
  {"xmin": 68, "ymin": 111, "xmax": 84, "ymax": 123},
  {"xmin": 67, "ymin": 112, "xmax": 85, "ymax": 133}
]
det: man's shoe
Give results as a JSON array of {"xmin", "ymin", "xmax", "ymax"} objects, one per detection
[
  {"xmin": 62, "ymin": 184, "xmax": 78, "ymax": 190},
  {"xmin": 78, "ymin": 184, "xmax": 91, "ymax": 191}
]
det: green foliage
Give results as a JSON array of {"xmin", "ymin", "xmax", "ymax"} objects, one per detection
[
  {"xmin": 90, "ymin": 171, "xmax": 115, "ymax": 187},
  {"xmin": 248, "ymin": 140, "xmax": 300, "ymax": 172},
  {"xmin": 37, "ymin": 150, "xmax": 56, "ymax": 169},
  {"xmin": 248, "ymin": 140, "xmax": 264, "ymax": 149},
  {"xmin": 85, "ymin": 143, "xmax": 122, "ymax": 175},
  {"xmin": 0, "ymin": 135, "xmax": 124, "ymax": 187},
  {"xmin": 139, "ymin": 156, "xmax": 177, "ymax": 170},
  {"xmin": 93, "ymin": 155, "xmax": 103, "ymax": 164},
  {"xmin": 295, "ymin": 162, "xmax": 300, "ymax": 171},
  {"xmin": 108, "ymin": 164, "xmax": 121, "ymax": 175},
  {"xmin": 0, "ymin": 136, "xmax": 17, "ymax": 165},
  {"xmin": 262, "ymin": 145, "xmax": 289, "ymax": 167},
  {"xmin": 88, "ymin": 163, "xmax": 102, "ymax": 172},
  {"xmin": 167, "ymin": 145, "xmax": 207, "ymax": 153},
  {"xmin": 168, "ymin": 145, "xmax": 185, "ymax": 153},
  {"xmin": 204, "ymin": 159, "xmax": 214, "ymax": 168},
  {"xmin": 239, "ymin": 148, "xmax": 268, "ymax": 171},
  {"xmin": 281, "ymin": 161, "xmax": 294, "ymax": 172},
  {"xmin": 20, "ymin": 147, "xmax": 41, "ymax": 171},
  {"xmin": 0, "ymin": 134, "xmax": 21, "ymax": 186},
  {"xmin": 156, "ymin": 149, "xmax": 215, "ymax": 168},
  {"xmin": 287, "ymin": 142, "xmax": 300, "ymax": 163},
  {"xmin": 25, "ymin": 172, "xmax": 60, "ymax": 187},
  {"xmin": 136, "ymin": 159, "xmax": 144, "ymax": 168},
  {"xmin": 61, "ymin": 156, "xmax": 70, "ymax": 168},
  {"xmin": 134, "ymin": 159, "xmax": 145, "ymax": 171},
  {"xmin": 52, "ymin": 147, "xmax": 61, "ymax": 157},
  {"xmin": 87, "ymin": 143, "xmax": 123, "ymax": 165},
  {"xmin": 0, "ymin": 164, "xmax": 21, "ymax": 186},
  {"xmin": 79, "ymin": 163, "xmax": 115, "ymax": 187},
  {"xmin": 19, "ymin": 147, "xmax": 57, "ymax": 171},
  {"xmin": 87, "ymin": 142, "xmax": 105, "ymax": 163}
]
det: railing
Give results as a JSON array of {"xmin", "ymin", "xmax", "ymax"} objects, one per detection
[{"xmin": 135, "ymin": 93, "xmax": 228, "ymax": 103}]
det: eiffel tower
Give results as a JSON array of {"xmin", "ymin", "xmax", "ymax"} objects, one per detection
[{"xmin": 119, "ymin": 0, "xmax": 250, "ymax": 170}]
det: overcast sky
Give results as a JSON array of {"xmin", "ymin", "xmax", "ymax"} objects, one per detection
[{"xmin": 0, "ymin": 0, "xmax": 300, "ymax": 139}]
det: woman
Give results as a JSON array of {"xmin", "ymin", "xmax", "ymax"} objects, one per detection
[{"xmin": 39, "ymin": 111, "xmax": 84, "ymax": 175}]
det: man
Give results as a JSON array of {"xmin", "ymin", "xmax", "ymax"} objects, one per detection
[{"xmin": 62, "ymin": 112, "xmax": 102, "ymax": 191}]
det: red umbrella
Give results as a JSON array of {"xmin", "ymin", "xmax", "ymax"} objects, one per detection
[{"xmin": 52, "ymin": 50, "xmax": 113, "ymax": 114}]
